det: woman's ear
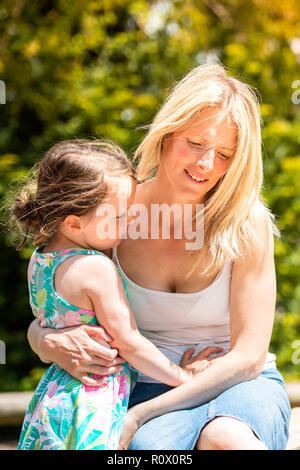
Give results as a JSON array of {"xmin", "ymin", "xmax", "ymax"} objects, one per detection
[
  {"xmin": 63, "ymin": 215, "xmax": 83, "ymax": 234},
  {"xmin": 162, "ymin": 134, "xmax": 171, "ymax": 148}
]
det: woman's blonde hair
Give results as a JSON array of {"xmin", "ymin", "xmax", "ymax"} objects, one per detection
[
  {"xmin": 134, "ymin": 63, "xmax": 279, "ymax": 275},
  {"xmin": 9, "ymin": 139, "xmax": 135, "ymax": 250}
]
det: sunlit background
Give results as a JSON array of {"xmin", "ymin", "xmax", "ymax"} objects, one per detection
[{"xmin": 0, "ymin": 0, "xmax": 299, "ymax": 398}]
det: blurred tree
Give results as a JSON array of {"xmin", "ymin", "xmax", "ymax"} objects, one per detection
[{"xmin": 0, "ymin": 0, "xmax": 299, "ymax": 390}]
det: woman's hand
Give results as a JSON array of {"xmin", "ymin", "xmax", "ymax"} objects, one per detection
[
  {"xmin": 39, "ymin": 322, "xmax": 126, "ymax": 386},
  {"xmin": 180, "ymin": 346, "xmax": 225, "ymax": 375},
  {"xmin": 117, "ymin": 347, "xmax": 226, "ymax": 450},
  {"xmin": 118, "ymin": 405, "xmax": 144, "ymax": 450}
]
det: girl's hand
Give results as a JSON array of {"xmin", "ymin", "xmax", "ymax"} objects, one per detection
[
  {"xmin": 41, "ymin": 323, "xmax": 125, "ymax": 386},
  {"xmin": 180, "ymin": 346, "xmax": 225, "ymax": 375},
  {"xmin": 118, "ymin": 406, "xmax": 143, "ymax": 450}
]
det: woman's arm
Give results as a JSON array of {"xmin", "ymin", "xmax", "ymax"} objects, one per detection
[
  {"xmin": 118, "ymin": 215, "xmax": 276, "ymax": 448},
  {"xmin": 28, "ymin": 319, "xmax": 52, "ymax": 364},
  {"xmin": 27, "ymin": 319, "xmax": 126, "ymax": 386}
]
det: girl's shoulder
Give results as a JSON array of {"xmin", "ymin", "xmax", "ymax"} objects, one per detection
[
  {"xmin": 55, "ymin": 250, "xmax": 116, "ymax": 283},
  {"xmin": 30, "ymin": 247, "xmax": 116, "ymax": 292},
  {"xmin": 52, "ymin": 252, "xmax": 120, "ymax": 314}
]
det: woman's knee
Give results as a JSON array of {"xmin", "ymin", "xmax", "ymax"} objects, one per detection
[
  {"xmin": 128, "ymin": 422, "xmax": 164, "ymax": 450},
  {"xmin": 197, "ymin": 416, "xmax": 267, "ymax": 450}
]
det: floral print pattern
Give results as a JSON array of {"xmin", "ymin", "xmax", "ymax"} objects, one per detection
[{"xmin": 18, "ymin": 247, "xmax": 137, "ymax": 450}]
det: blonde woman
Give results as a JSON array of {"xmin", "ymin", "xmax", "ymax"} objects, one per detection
[{"xmin": 28, "ymin": 64, "xmax": 291, "ymax": 450}]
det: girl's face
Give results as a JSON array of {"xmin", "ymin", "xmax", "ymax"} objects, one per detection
[
  {"xmin": 160, "ymin": 107, "xmax": 238, "ymax": 203},
  {"xmin": 81, "ymin": 175, "xmax": 136, "ymax": 250}
]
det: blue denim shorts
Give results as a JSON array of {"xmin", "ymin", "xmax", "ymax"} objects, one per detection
[{"xmin": 128, "ymin": 368, "xmax": 291, "ymax": 450}]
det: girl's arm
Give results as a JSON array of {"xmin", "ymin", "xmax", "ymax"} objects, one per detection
[
  {"xmin": 118, "ymin": 215, "xmax": 276, "ymax": 448},
  {"xmin": 81, "ymin": 255, "xmax": 194, "ymax": 386},
  {"xmin": 26, "ymin": 267, "xmax": 218, "ymax": 386}
]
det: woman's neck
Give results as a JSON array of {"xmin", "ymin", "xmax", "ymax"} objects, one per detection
[
  {"xmin": 139, "ymin": 176, "xmax": 205, "ymax": 215},
  {"xmin": 135, "ymin": 178, "xmax": 204, "ymax": 238}
]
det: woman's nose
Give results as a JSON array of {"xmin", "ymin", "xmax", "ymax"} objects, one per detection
[{"xmin": 196, "ymin": 149, "xmax": 214, "ymax": 170}]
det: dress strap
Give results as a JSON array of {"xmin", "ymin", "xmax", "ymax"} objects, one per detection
[
  {"xmin": 111, "ymin": 246, "xmax": 117, "ymax": 263},
  {"xmin": 34, "ymin": 246, "xmax": 108, "ymax": 266}
]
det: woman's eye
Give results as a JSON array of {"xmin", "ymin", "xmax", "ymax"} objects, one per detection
[
  {"xmin": 218, "ymin": 153, "xmax": 230, "ymax": 160},
  {"xmin": 187, "ymin": 140, "xmax": 231, "ymax": 160},
  {"xmin": 189, "ymin": 141, "xmax": 203, "ymax": 146},
  {"xmin": 188, "ymin": 141, "xmax": 205, "ymax": 149}
]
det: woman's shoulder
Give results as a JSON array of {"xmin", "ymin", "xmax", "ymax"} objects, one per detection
[
  {"xmin": 250, "ymin": 200, "xmax": 277, "ymax": 247},
  {"xmin": 251, "ymin": 204, "xmax": 272, "ymax": 236},
  {"xmin": 235, "ymin": 202, "xmax": 275, "ymax": 270}
]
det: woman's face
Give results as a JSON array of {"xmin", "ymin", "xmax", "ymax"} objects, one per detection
[{"xmin": 160, "ymin": 107, "xmax": 238, "ymax": 203}]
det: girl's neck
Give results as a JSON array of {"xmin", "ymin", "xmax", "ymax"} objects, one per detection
[{"xmin": 42, "ymin": 235, "xmax": 84, "ymax": 253}]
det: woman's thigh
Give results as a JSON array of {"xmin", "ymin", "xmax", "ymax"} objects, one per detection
[{"xmin": 128, "ymin": 369, "xmax": 291, "ymax": 450}]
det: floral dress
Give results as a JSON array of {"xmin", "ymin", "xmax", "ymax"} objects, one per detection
[{"xmin": 18, "ymin": 247, "xmax": 137, "ymax": 450}]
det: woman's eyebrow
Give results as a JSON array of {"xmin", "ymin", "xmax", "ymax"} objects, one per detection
[
  {"xmin": 218, "ymin": 146, "xmax": 235, "ymax": 152},
  {"xmin": 215, "ymin": 140, "xmax": 236, "ymax": 152},
  {"xmin": 188, "ymin": 136, "xmax": 235, "ymax": 152}
]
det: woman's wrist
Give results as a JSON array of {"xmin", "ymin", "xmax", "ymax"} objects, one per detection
[
  {"xmin": 132, "ymin": 401, "xmax": 154, "ymax": 427},
  {"xmin": 178, "ymin": 366, "xmax": 193, "ymax": 385},
  {"xmin": 132, "ymin": 394, "xmax": 173, "ymax": 427}
]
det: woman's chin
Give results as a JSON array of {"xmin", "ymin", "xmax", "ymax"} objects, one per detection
[{"xmin": 178, "ymin": 185, "xmax": 207, "ymax": 203}]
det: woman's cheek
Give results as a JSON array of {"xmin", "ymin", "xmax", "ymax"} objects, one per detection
[{"xmin": 216, "ymin": 159, "xmax": 231, "ymax": 176}]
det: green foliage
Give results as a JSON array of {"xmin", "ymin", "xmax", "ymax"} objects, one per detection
[{"xmin": 0, "ymin": 0, "xmax": 299, "ymax": 390}]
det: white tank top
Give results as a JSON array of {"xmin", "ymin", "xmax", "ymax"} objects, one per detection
[{"xmin": 112, "ymin": 247, "xmax": 276, "ymax": 383}]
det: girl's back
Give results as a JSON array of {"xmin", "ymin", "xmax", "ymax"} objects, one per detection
[
  {"xmin": 29, "ymin": 247, "xmax": 107, "ymax": 328},
  {"xmin": 18, "ymin": 246, "xmax": 135, "ymax": 450}
]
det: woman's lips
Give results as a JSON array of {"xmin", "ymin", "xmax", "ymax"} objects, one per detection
[{"xmin": 184, "ymin": 169, "xmax": 208, "ymax": 183}]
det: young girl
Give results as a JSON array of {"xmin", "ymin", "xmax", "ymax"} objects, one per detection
[{"xmin": 10, "ymin": 139, "xmax": 207, "ymax": 450}]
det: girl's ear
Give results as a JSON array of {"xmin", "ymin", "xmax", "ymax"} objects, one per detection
[{"xmin": 63, "ymin": 215, "xmax": 83, "ymax": 234}]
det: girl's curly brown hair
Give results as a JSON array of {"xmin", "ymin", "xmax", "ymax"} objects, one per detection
[{"xmin": 9, "ymin": 139, "xmax": 136, "ymax": 250}]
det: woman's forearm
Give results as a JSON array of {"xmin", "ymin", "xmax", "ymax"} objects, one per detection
[
  {"xmin": 27, "ymin": 319, "xmax": 52, "ymax": 363},
  {"xmin": 27, "ymin": 320, "xmax": 127, "ymax": 385},
  {"xmin": 134, "ymin": 350, "xmax": 259, "ymax": 426}
]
